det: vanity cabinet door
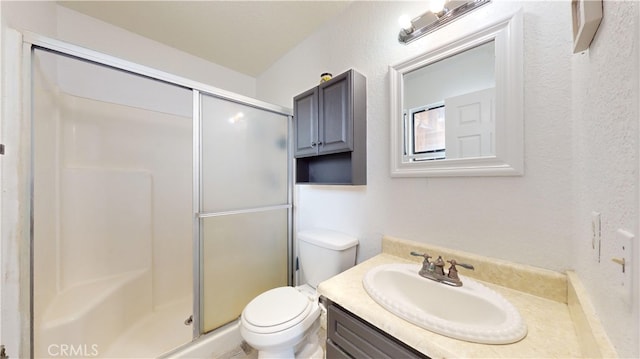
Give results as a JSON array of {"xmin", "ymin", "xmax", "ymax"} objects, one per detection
[
  {"xmin": 318, "ymin": 71, "xmax": 353, "ymax": 155},
  {"xmin": 326, "ymin": 302, "xmax": 429, "ymax": 359},
  {"xmin": 293, "ymin": 87, "xmax": 319, "ymax": 158},
  {"xmin": 326, "ymin": 339, "xmax": 352, "ymax": 359}
]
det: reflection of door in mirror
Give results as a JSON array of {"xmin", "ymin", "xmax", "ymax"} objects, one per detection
[
  {"xmin": 403, "ymin": 40, "xmax": 495, "ymax": 161},
  {"xmin": 445, "ymin": 88, "xmax": 494, "ymax": 158}
]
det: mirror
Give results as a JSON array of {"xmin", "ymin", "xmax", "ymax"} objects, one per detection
[
  {"xmin": 403, "ymin": 41, "xmax": 495, "ymax": 161},
  {"xmin": 390, "ymin": 10, "xmax": 523, "ymax": 177}
]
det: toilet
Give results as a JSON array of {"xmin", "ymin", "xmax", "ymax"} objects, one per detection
[{"xmin": 240, "ymin": 229, "xmax": 358, "ymax": 359}]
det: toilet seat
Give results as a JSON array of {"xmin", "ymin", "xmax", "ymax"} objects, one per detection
[{"xmin": 242, "ymin": 287, "xmax": 313, "ymax": 334}]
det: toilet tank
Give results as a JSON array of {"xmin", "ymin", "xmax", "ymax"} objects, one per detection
[{"xmin": 297, "ymin": 229, "xmax": 358, "ymax": 288}]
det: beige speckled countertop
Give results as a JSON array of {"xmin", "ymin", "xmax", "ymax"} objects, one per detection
[{"xmin": 317, "ymin": 236, "xmax": 616, "ymax": 358}]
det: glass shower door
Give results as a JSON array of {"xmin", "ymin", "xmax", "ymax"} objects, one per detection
[
  {"xmin": 31, "ymin": 48, "xmax": 194, "ymax": 358},
  {"xmin": 199, "ymin": 94, "xmax": 291, "ymax": 332}
]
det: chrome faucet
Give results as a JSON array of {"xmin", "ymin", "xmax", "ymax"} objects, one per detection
[{"xmin": 410, "ymin": 252, "xmax": 474, "ymax": 287}]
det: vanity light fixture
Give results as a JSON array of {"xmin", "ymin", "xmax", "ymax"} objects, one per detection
[{"xmin": 398, "ymin": 0, "xmax": 491, "ymax": 44}]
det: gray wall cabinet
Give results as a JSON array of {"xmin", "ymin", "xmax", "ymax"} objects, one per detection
[
  {"xmin": 294, "ymin": 69, "xmax": 366, "ymax": 185},
  {"xmin": 326, "ymin": 300, "xmax": 429, "ymax": 359}
]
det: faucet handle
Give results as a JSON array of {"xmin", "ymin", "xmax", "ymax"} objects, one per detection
[
  {"xmin": 445, "ymin": 259, "xmax": 474, "ymax": 285},
  {"xmin": 447, "ymin": 259, "xmax": 474, "ymax": 270},
  {"xmin": 410, "ymin": 251, "xmax": 431, "ymax": 260}
]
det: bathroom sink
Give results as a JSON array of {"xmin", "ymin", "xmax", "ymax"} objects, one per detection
[{"xmin": 362, "ymin": 263, "xmax": 527, "ymax": 344}]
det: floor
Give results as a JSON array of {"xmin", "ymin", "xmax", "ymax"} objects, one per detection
[
  {"xmin": 217, "ymin": 328, "xmax": 327, "ymax": 359},
  {"xmin": 218, "ymin": 341, "xmax": 258, "ymax": 359}
]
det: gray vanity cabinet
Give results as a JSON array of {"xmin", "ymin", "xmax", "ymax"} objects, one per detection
[
  {"xmin": 293, "ymin": 69, "xmax": 366, "ymax": 185},
  {"xmin": 326, "ymin": 301, "xmax": 429, "ymax": 359},
  {"xmin": 294, "ymin": 71, "xmax": 354, "ymax": 157}
]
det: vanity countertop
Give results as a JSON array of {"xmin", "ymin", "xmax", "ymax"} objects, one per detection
[{"xmin": 317, "ymin": 236, "xmax": 614, "ymax": 358}]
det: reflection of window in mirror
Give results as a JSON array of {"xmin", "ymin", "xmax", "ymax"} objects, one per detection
[{"xmin": 407, "ymin": 104, "xmax": 445, "ymax": 161}]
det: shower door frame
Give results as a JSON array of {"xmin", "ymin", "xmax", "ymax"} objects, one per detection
[{"xmin": 17, "ymin": 30, "xmax": 294, "ymax": 357}]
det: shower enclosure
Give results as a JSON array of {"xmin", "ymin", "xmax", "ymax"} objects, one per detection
[{"xmin": 28, "ymin": 34, "xmax": 292, "ymax": 358}]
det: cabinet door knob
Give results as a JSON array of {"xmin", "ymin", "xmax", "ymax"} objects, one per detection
[
  {"xmin": 317, "ymin": 142, "xmax": 323, "ymax": 146},
  {"xmin": 311, "ymin": 142, "xmax": 316, "ymax": 147}
]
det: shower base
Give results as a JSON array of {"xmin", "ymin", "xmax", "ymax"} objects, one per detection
[
  {"xmin": 100, "ymin": 296, "xmax": 192, "ymax": 358},
  {"xmin": 161, "ymin": 320, "xmax": 245, "ymax": 358},
  {"xmin": 37, "ymin": 268, "xmax": 193, "ymax": 358}
]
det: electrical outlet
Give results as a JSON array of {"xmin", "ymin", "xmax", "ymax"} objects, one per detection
[
  {"xmin": 591, "ymin": 212, "xmax": 601, "ymax": 262},
  {"xmin": 612, "ymin": 229, "xmax": 634, "ymax": 308}
]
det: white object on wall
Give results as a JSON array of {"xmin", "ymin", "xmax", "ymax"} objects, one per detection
[
  {"xmin": 611, "ymin": 229, "xmax": 634, "ymax": 309},
  {"xmin": 572, "ymin": 0, "xmax": 603, "ymax": 54}
]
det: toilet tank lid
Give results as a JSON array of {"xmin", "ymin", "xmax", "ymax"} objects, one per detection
[{"xmin": 298, "ymin": 229, "xmax": 358, "ymax": 250}]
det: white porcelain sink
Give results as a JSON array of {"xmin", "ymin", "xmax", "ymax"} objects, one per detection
[{"xmin": 363, "ymin": 263, "xmax": 527, "ymax": 344}]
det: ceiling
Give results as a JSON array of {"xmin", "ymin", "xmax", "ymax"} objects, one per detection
[{"xmin": 57, "ymin": 1, "xmax": 352, "ymax": 77}]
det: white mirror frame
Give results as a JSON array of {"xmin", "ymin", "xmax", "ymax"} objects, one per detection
[{"xmin": 390, "ymin": 9, "xmax": 523, "ymax": 177}]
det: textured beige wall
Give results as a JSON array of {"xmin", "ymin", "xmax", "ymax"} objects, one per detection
[{"xmin": 257, "ymin": 1, "xmax": 638, "ymax": 356}]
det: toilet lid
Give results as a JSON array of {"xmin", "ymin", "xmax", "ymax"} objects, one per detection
[{"xmin": 243, "ymin": 287, "xmax": 311, "ymax": 333}]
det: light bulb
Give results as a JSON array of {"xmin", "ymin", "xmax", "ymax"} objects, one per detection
[
  {"xmin": 398, "ymin": 14, "xmax": 413, "ymax": 31},
  {"xmin": 429, "ymin": 0, "xmax": 446, "ymax": 14}
]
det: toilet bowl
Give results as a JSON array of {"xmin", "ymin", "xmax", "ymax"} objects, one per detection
[
  {"xmin": 240, "ymin": 286, "xmax": 322, "ymax": 358},
  {"xmin": 240, "ymin": 229, "xmax": 358, "ymax": 359}
]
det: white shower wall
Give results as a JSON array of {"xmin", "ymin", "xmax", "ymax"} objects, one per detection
[
  {"xmin": 62, "ymin": 97, "xmax": 192, "ymax": 308},
  {"xmin": 56, "ymin": 94, "xmax": 193, "ymax": 308},
  {"xmin": 59, "ymin": 166, "xmax": 152, "ymax": 289},
  {"xmin": 32, "ymin": 56, "xmax": 61, "ymax": 314}
]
